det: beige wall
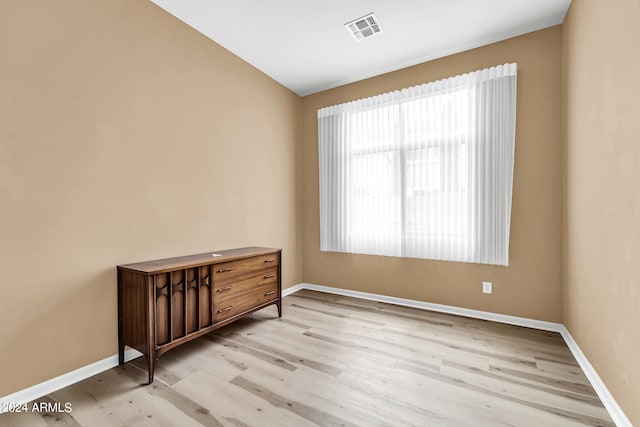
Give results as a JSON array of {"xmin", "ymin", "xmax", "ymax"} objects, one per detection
[
  {"xmin": 0, "ymin": 1, "xmax": 302, "ymax": 396},
  {"xmin": 563, "ymin": 1, "xmax": 640, "ymax": 424},
  {"xmin": 302, "ymin": 27, "xmax": 564, "ymax": 322}
]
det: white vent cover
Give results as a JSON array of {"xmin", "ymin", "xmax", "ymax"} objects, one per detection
[{"xmin": 345, "ymin": 13, "xmax": 383, "ymax": 41}]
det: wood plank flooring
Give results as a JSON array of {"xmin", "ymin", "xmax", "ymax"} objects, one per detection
[{"xmin": 0, "ymin": 290, "xmax": 615, "ymax": 426}]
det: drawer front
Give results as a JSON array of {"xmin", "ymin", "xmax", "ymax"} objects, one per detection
[
  {"xmin": 213, "ymin": 253, "xmax": 279, "ymax": 282},
  {"xmin": 213, "ymin": 283, "xmax": 279, "ymax": 323},
  {"xmin": 213, "ymin": 267, "xmax": 278, "ymax": 302}
]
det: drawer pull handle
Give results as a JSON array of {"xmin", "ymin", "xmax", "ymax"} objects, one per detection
[
  {"xmin": 264, "ymin": 274, "xmax": 276, "ymax": 279},
  {"xmin": 217, "ymin": 306, "xmax": 233, "ymax": 313},
  {"xmin": 216, "ymin": 286, "xmax": 232, "ymax": 293},
  {"xmin": 264, "ymin": 290, "xmax": 275, "ymax": 296},
  {"xmin": 217, "ymin": 267, "xmax": 233, "ymax": 273},
  {"xmin": 264, "ymin": 258, "xmax": 276, "ymax": 263}
]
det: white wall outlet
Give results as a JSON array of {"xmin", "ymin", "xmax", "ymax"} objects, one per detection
[{"xmin": 482, "ymin": 281, "xmax": 493, "ymax": 294}]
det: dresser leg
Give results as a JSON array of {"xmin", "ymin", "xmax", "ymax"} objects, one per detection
[
  {"xmin": 277, "ymin": 300, "xmax": 282, "ymax": 318},
  {"xmin": 147, "ymin": 355, "xmax": 155, "ymax": 385},
  {"xmin": 118, "ymin": 346, "xmax": 125, "ymax": 366}
]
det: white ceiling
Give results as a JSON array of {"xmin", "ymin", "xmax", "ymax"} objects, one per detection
[{"xmin": 149, "ymin": 0, "xmax": 571, "ymax": 96}]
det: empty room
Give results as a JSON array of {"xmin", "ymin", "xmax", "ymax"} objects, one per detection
[{"xmin": 1, "ymin": 0, "xmax": 638, "ymax": 426}]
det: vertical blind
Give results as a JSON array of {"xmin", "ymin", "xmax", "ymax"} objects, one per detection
[{"xmin": 318, "ymin": 63, "xmax": 517, "ymax": 266}]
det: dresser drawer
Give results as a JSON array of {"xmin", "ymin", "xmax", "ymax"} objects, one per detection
[
  {"xmin": 213, "ymin": 267, "xmax": 278, "ymax": 301},
  {"xmin": 213, "ymin": 253, "xmax": 279, "ymax": 282},
  {"xmin": 213, "ymin": 283, "xmax": 279, "ymax": 323}
]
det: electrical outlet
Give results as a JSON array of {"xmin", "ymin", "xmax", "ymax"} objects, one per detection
[{"xmin": 482, "ymin": 281, "xmax": 492, "ymax": 294}]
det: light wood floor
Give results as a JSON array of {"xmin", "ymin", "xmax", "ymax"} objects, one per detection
[{"xmin": 1, "ymin": 290, "xmax": 614, "ymax": 427}]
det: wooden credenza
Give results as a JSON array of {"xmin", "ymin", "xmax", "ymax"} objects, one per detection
[{"xmin": 117, "ymin": 246, "xmax": 282, "ymax": 384}]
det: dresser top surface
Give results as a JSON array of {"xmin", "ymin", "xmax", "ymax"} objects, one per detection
[{"xmin": 117, "ymin": 246, "xmax": 280, "ymax": 274}]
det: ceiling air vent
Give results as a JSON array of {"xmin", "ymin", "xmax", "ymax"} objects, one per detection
[{"xmin": 345, "ymin": 13, "xmax": 383, "ymax": 41}]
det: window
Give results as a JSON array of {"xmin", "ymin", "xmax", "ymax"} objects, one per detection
[{"xmin": 318, "ymin": 63, "xmax": 517, "ymax": 265}]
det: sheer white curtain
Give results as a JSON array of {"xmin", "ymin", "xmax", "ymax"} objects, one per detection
[{"xmin": 318, "ymin": 63, "xmax": 517, "ymax": 266}]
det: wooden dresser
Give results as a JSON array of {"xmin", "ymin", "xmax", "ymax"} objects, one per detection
[{"xmin": 117, "ymin": 246, "xmax": 281, "ymax": 384}]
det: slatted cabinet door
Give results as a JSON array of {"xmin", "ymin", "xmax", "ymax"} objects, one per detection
[
  {"xmin": 155, "ymin": 267, "xmax": 217, "ymax": 349},
  {"xmin": 198, "ymin": 265, "xmax": 212, "ymax": 329},
  {"xmin": 185, "ymin": 268, "xmax": 198, "ymax": 335},
  {"xmin": 170, "ymin": 270, "xmax": 185, "ymax": 340},
  {"xmin": 154, "ymin": 273, "xmax": 171, "ymax": 346}
]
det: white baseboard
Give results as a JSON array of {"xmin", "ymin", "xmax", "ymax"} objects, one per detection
[
  {"xmin": 1, "ymin": 282, "xmax": 632, "ymax": 426},
  {"xmin": 282, "ymin": 283, "xmax": 306, "ymax": 297},
  {"xmin": 295, "ymin": 282, "xmax": 564, "ymax": 332},
  {"xmin": 0, "ymin": 348, "xmax": 142, "ymax": 413},
  {"xmin": 290, "ymin": 282, "xmax": 632, "ymax": 427},
  {"xmin": 559, "ymin": 326, "xmax": 633, "ymax": 427}
]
